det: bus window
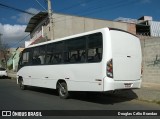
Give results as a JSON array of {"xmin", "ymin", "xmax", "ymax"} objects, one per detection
[
  {"xmin": 22, "ymin": 52, "xmax": 30, "ymax": 65},
  {"xmin": 87, "ymin": 33, "xmax": 103, "ymax": 62},
  {"xmin": 18, "ymin": 50, "xmax": 31, "ymax": 70},
  {"xmin": 50, "ymin": 54, "xmax": 62, "ymax": 64},
  {"xmin": 80, "ymin": 50, "xmax": 86, "ymax": 62},
  {"xmin": 45, "ymin": 43, "xmax": 53, "ymax": 64},
  {"xmin": 45, "ymin": 42, "xmax": 63, "ymax": 65},
  {"xmin": 70, "ymin": 51, "xmax": 78, "ymax": 63},
  {"xmin": 64, "ymin": 36, "xmax": 86, "ymax": 63},
  {"xmin": 39, "ymin": 46, "xmax": 46, "ymax": 64},
  {"xmin": 32, "ymin": 47, "xmax": 41, "ymax": 65},
  {"xmin": 32, "ymin": 46, "xmax": 46, "ymax": 65}
]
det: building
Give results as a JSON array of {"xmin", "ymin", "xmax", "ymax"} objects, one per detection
[
  {"xmin": 136, "ymin": 16, "xmax": 160, "ymax": 37},
  {"xmin": 25, "ymin": 12, "xmax": 136, "ymax": 47},
  {"xmin": 114, "ymin": 16, "xmax": 160, "ymax": 37},
  {"xmin": 7, "ymin": 48, "xmax": 24, "ymax": 71}
]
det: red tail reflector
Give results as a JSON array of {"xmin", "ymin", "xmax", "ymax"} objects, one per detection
[{"xmin": 107, "ymin": 59, "xmax": 113, "ymax": 78}]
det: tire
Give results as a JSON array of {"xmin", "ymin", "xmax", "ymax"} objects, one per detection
[
  {"xmin": 58, "ymin": 82, "xmax": 69, "ymax": 99},
  {"xmin": 19, "ymin": 78, "xmax": 26, "ymax": 90}
]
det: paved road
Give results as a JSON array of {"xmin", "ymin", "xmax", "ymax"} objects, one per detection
[{"xmin": 0, "ymin": 79, "xmax": 159, "ymax": 119}]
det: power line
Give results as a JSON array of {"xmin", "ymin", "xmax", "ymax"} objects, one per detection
[
  {"xmin": 52, "ymin": 0, "xmax": 132, "ymax": 22},
  {"xmin": 79, "ymin": 0, "xmax": 137, "ymax": 16},
  {"xmin": 53, "ymin": 0, "xmax": 138, "ymax": 23},
  {"xmin": 35, "ymin": 0, "xmax": 47, "ymax": 11},
  {"xmin": 73, "ymin": 0, "xmax": 124, "ymax": 16},
  {"xmin": 9, "ymin": 34, "xmax": 30, "ymax": 48},
  {"xmin": 53, "ymin": 0, "xmax": 102, "ymax": 20},
  {"xmin": 56, "ymin": 0, "xmax": 99, "ymax": 13},
  {"xmin": 0, "ymin": 2, "xmax": 35, "ymax": 16},
  {"xmin": 43, "ymin": 0, "xmax": 48, "ymax": 8}
]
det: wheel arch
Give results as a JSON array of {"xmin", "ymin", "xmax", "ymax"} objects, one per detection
[
  {"xmin": 18, "ymin": 76, "xmax": 23, "ymax": 84},
  {"xmin": 56, "ymin": 79, "xmax": 67, "ymax": 89}
]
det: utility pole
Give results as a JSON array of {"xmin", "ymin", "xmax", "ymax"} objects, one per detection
[
  {"xmin": 47, "ymin": 0, "xmax": 54, "ymax": 40},
  {"xmin": 0, "ymin": 33, "xmax": 2, "ymax": 68},
  {"xmin": 0, "ymin": 33, "xmax": 2, "ymax": 49}
]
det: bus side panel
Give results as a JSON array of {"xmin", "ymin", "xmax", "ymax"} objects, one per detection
[
  {"xmin": 66, "ymin": 63, "xmax": 104, "ymax": 91},
  {"xmin": 18, "ymin": 64, "xmax": 104, "ymax": 92},
  {"xmin": 17, "ymin": 67, "xmax": 31, "ymax": 85},
  {"xmin": 18, "ymin": 66, "xmax": 58, "ymax": 88}
]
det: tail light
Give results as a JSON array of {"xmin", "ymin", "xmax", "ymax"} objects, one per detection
[{"xmin": 107, "ymin": 59, "xmax": 113, "ymax": 78}]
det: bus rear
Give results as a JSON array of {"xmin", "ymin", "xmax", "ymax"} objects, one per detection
[{"xmin": 104, "ymin": 29, "xmax": 142, "ymax": 91}]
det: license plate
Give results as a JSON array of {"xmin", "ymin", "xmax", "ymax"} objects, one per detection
[{"xmin": 124, "ymin": 83, "xmax": 133, "ymax": 88}]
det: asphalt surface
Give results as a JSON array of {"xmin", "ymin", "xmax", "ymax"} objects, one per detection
[{"xmin": 0, "ymin": 78, "xmax": 160, "ymax": 119}]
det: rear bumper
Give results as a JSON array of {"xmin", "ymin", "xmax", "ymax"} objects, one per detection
[{"xmin": 103, "ymin": 77, "xmax": 142, "ymax": 91}]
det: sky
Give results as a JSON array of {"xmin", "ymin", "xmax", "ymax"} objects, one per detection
[{"xmin": 0, "ymin": 0, "xmax": 160, "ymax": 48}]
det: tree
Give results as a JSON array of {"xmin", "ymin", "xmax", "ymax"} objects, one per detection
[{"xmin": 0, "ymin": 33, "xmax": 9, "ymax": 68}]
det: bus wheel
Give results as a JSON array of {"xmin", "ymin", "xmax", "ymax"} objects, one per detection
[
  {"xmin": 58, "ymin": 82, "xmax": 69, "ymax": 99},
  {"xmin": 19, "ymin": 78, "xmax": 26, "ymax": 90}
]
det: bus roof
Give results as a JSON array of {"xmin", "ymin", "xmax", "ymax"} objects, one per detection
[{"xmin": 109, "ymin": 28, "xmax": 137, "ymax": 37}]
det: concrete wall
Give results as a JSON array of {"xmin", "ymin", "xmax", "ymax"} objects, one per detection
[
  {"xmin": 42, "ymin": 13, "xmax": 135, "ymax": 40},
  {"xmin": 127, "ymin": 23, "xmax": 136, "ymax": 34},
  {"xmin": 141, "ymin": 37, "xmax": 160, "ymax": 84}
]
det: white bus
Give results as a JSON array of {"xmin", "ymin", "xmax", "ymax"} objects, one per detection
[{"xmin": 17, "ymin": 27, "xmax": 142, "ymax": 99}]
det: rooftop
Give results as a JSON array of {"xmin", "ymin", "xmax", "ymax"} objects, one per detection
[{"xmin": 25, "ymin": 12, "xmax": 48, "ymax": 32}]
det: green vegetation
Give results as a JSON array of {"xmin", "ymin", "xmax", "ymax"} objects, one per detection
[{"xmin": 8, "ymin": 64, "xmax": 13, "ymax": 70}]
